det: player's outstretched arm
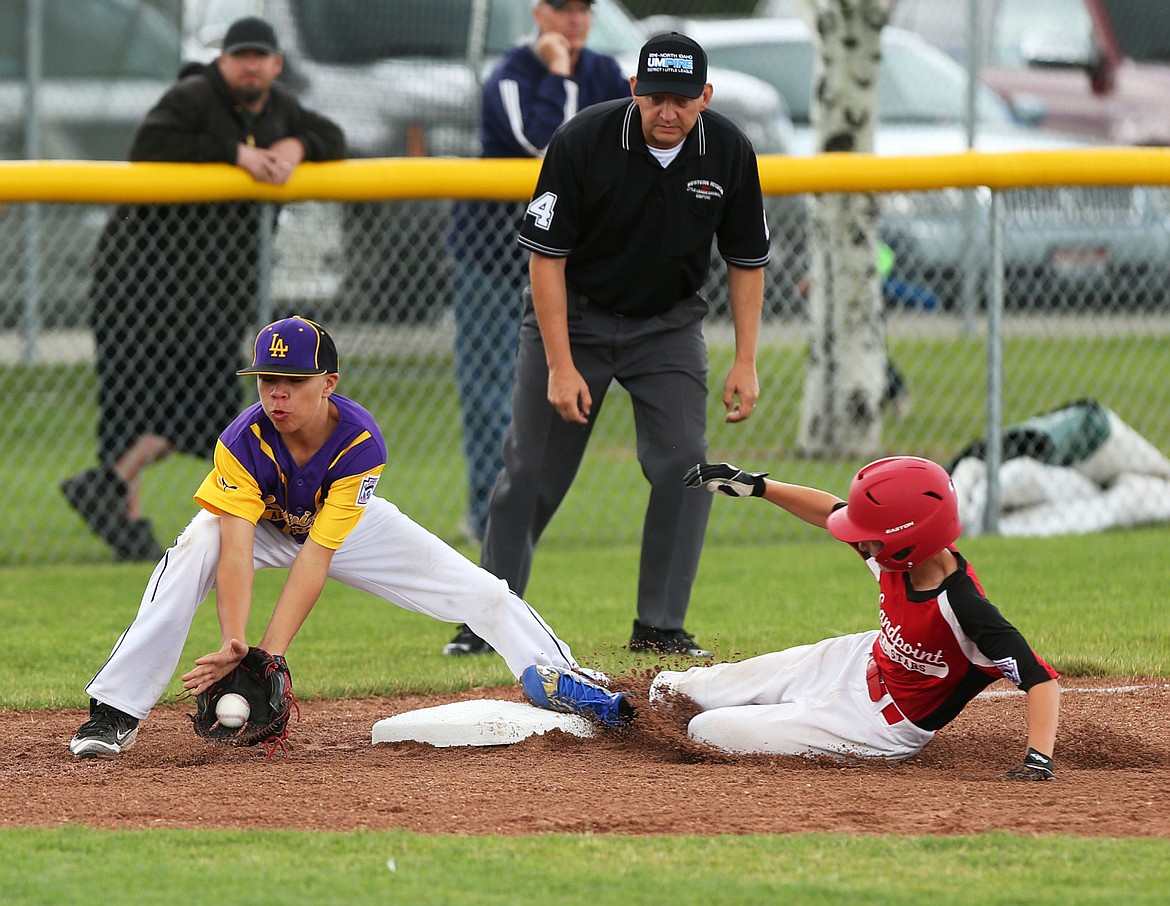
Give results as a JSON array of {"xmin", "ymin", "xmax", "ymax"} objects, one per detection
[
  {"xmin": 684, "ymin": 462, "xmax": 841, "ymax": 528},
  {"xmin": 1000, "ymin": 678, "xmax": 1060, "ymax": 781},
  {"xmin": 258, "ymin": 538, "xmax": 336, "ymax": 656},
  {"xmin": 760, "ymin": 480, "xmax": 842, "ymax": 529},
  {"xmin": 181, "ymin": 513, "xmax": 258, "ymax": 696}
]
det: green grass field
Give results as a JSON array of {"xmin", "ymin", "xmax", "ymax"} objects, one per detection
[
  {"xmin": 2, "ymin": 530, "xmax": 1168, "ymax": 903},
  {"xmin": 4, "ymin": 325, "xmax": 1169, "ymax": 901},
  {"xmin": 5, "ymin": 329, "xmax": 1167, "ymax": 564},
  {"xmin": 2, "ymin": 828, "xmax": 1168, "ymax": 905}
]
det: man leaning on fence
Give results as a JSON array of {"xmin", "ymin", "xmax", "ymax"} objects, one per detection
[{"xmin": 60, "ymin": 16, "xmax": 345, "ymax": 562}]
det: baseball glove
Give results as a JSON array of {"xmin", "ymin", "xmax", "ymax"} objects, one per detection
[
  {"xmin": 190, "ymin": 647, "xmax": 297, "ymax": 756},
  {"xmin": 683, "ymin": 462, "xmax": 769, "ymax": 498}
]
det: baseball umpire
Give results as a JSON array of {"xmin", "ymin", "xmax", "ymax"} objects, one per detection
[
  {"xmin": 480, "ymin": 32, "xmax": 771, "ymax": 656},
  {"xmin": 69, "ymin": 316, "xmax": 619, "ymax": 757}
]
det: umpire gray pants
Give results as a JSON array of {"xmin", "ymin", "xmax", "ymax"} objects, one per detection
[{"xmin": 481, "ymin": 288, "xmax": 712, "ymax": 631}]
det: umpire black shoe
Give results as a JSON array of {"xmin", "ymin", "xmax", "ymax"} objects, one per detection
[
  {"xmin": 629, "ymin": 620, "xmax": 712, "ymax": 657},
  {"xmin": 69, "ymin": 699, "xmax": 139, "ymax": 758},
  {"xmin": 442, "ymin": 624, "xmax": 494, "ymax": 656}
]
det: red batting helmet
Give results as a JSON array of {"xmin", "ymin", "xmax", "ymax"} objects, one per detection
[{"xmin": 826, "ymin": 456, "xmax": 961, "ymax": 570}]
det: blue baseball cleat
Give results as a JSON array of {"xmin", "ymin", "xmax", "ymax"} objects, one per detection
[{"xmin": 521, "ymin": 664, "xmax": 635, "ymax": 729}]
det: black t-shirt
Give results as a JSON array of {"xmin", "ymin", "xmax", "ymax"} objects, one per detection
[{"xmin": 518, "ymin": 99, "xmax": 770, "ymax": 317}]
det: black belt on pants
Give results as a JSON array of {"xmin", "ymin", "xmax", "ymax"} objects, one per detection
[{"xmin": 866, "ymin": 658, "xmax": 907, "ymax": 726}]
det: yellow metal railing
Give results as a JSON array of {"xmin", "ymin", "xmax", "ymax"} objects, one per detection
[{"xmin": 4, "ymin": 147, "xmax": 1170, "ymax": 204}]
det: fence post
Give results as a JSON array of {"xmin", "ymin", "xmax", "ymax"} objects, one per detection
[
  {"xmin": 257, "ymin": 203, "xmax": 275, "ymax": 327},
  {"xmin": 959, "ymin": 0, "xmax": 982, "ymax": 336},
  {"xmin": 20, "ymin": 0, "xmax": 45, "ymax": 364},
  {"xmin": 983, "ymin": 189, "xmax": 1005, "ymax": 534}
]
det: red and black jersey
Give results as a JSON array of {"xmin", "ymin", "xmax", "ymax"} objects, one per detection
[{"xmin": 866, "ymin": 550, "xmax": 1059, "ymax": 731}]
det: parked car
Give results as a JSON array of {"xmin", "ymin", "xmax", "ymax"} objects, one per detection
[
  {"xmin": 0, "ymin": 0, "xmax": 181, "ymax": 160},
  {"xmin": 648, "ymin": 15, "xmax": 1170, "ymax": 311},
  {"xmin": 885, "ymin": 0, "xmax": 1170, "ymax": 147},
  {"xmin": 0, "ymin": 0, "xmax": 182, "ymax": 330},
  {"xmin": 185, "ymin": 0, "xmax": 790, "ymax": 158},
  {"xmin": 183, "ymin": 0, "xmax": 793, "ymax": 322}
]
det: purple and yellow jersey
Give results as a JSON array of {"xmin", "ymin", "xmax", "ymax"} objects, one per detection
[{"xmin": 194, "ymin": 394, "xmax": 387, "ymax": 550}]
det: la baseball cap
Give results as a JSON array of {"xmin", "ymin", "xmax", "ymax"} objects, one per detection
[
  {"xmin": 238, "ymin": 316, "xmax": 339, "ymax": 376},
  {"xmin": 222, "ymin": 16, "xmax": 280, "ymax": 55},
  {"xmin": 634, "ymin": 32, "xmax": 708, "ymax": 99}
]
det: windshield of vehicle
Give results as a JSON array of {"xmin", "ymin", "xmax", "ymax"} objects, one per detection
[
  {"xmin": 485, "ymin": 0, "xmax": 643, "ymax": 58},
  {"xmin": 991, "ymin": 0, "xmax": 1095, "ymax": 66},
  {"xmin": 0, "ymin": 0, "xmax": 179, "ymax": 79},
  {"xmin": 702, "ymin": 39, "xmax": 815, "ymax": 119},
  {"xmin": 292, "ymin": 0, "xmax": 480, "ymax": 62},
  {"xmin": 702, "ymin": 32, "xmax": 1010, "ymax": 126},
  {"xmin": 1103, "ymin": 0, "xmax": 1170, "ymax": 62},
  {"xmin": 581, "ymin": 0, "xmax": 644, "ymax": 58},
  {"xmin": 289, "ymin": 0, "xmax": 641, "ymax": 67},
  {"xmin": 881, "ymin": 37, "xmax": 1011, "ymax": 124}
]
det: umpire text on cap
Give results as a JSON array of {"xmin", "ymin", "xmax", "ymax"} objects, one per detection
[
  {"xmin": 223, "ymin": 16, "xmax": 280, "ymax": 55},
  {"xmin": 633, "ymin": 32, "xmax": 708, "ymax": 99},
  {"xmin": 238, "ymin": 316, "xmax": 340, "ymax": 376}
]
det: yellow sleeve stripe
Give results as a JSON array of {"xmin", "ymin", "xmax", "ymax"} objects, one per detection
[
  {"xmin": 328, "ymin": 430, "xmax": 373, "ymax": 470},
  {"xmin": 251, "ymin": 423, "xmax": 286, "ymax": 483}
]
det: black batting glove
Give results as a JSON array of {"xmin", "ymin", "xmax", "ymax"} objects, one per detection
[
  {"xmin": 998, "ymin": 747, "xmax": 1056, "ymax": 781},
  {"xmin": 683, "ymin": 462, "xmax": 768, "ymax": 498}
]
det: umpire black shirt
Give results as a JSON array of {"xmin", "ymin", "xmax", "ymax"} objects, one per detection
[{"xmin": 518, "ymin": 98, "xmax": 770, "ymax": 318}]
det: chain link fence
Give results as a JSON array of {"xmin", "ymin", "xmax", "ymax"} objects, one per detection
[
  {"xmin": 3, "ymin": 0, "xmax": 1170, "ymax": 564},
  {"xmin": 4, "ymin": 175, "xmax": 1170, "ymax": 565}
]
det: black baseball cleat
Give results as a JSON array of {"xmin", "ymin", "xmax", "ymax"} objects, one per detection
[
  {"xmin": 61, "ymin": 469, "xmax": 163, "ymax": 562},
  {"xmin": 69, "ymin": 699, "xmax": 139, "ymax": 758},
  {"xmin": 60, "ymin": 466, "xmax": 127, "ymax": 524},
  {"xmin": 629, "ymin": 619, "xmax": 712, "ymax": 657},
  {"xmin": 114, "ymin": 518, "xmax": 164, "ymax": 563},
  {"xmin": 441, "ymin": 624, "xmax": 494, "ymax": 656}
]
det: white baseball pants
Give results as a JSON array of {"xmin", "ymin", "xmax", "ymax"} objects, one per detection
[
  {"xmin": 649, "ymin": 630, "xmax": 934, "ymax": 760},
  {"xmin": 86, "ymin": 497, "xmax": 579, "ymax": 720}
]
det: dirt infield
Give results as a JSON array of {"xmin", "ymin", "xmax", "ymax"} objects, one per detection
[{"xmin": 3, "ymin": 676, "xmax": 1167, "ymax": 837}]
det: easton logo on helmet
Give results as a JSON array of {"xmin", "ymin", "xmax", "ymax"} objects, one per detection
[{"xmin": 885, "ymin": 521, "xmax": 915, "ymax": 534}]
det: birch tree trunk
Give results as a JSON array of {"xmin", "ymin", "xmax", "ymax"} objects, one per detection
[{"xmin": 796, "ymin": 0, "xmax": 888, "ymax": 458}]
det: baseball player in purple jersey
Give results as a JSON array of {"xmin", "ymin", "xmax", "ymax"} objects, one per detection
[
  {"xmin": 627, "ymin": 456, "xmax": 1059, "ymax": 778},
  {"xmin": 70, "ymin": 316, "xmax": 624, "ymax": 757}
]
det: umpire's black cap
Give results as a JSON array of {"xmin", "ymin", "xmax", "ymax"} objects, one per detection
[{"xmin": 634, "ymin": 32, "xmax": 708, "ymax": 99}]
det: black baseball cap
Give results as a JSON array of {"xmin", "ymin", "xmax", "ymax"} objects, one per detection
[
  {"xmin": 544, "ymin": 0, "xmax": 595, "ymax": 7},
  {"xmin": 238, "ymin": 316, "xmax": 339, "ymax": 376},
  {"xmin": 223, "ymin": 16, "xmax": 280, "ymax": 55},
  {"xmin": 634, "ymin": 32, "xmax": 708, "ymax": 99}
]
